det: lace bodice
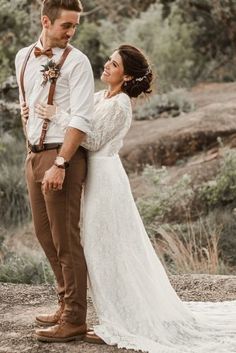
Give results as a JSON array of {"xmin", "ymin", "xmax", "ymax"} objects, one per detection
[{"xmin": 53, "ymin": 90, "xmax": 132, "ymax": 156}]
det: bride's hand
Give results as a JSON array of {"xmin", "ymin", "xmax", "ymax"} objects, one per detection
[
  {"xmin": 21, "ymin": 102, "xmax": 29, "ymax": 124},
  {"xmin": 35, "ymin": 103, "xmax": 57, "ymax": 121}
]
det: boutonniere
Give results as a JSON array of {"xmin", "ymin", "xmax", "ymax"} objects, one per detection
[{"xmin": 40, "ymin": 59, "xmax": 60, "ymax": 87}]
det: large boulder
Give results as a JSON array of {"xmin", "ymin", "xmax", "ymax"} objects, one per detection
[{"xmin": 121, "ymin": 101, "xmax": 236, "ymax": 172}]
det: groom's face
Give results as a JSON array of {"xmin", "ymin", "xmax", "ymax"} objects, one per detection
[{"xmin": 42, "ymin": 10, "xmax": 80, "ymax": 48}]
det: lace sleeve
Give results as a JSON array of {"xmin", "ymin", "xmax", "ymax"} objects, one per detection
[
  {"xmin": 51, "ymin": 107, "xmax": 71, "ymax": 132},
  {"xmin": 81, "ymin": 98, "xmax": 132, "ymax": 151},
  {"xmin": 51, "ymin": 90, "xmax": 104, "ymax": 133},
  {"xmin": 51, "ymin": 93, "xmax": 132, "ymax": 152}
]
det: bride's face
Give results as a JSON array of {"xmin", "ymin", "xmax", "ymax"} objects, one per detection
[{"xmin": 101, "ymin": 51, "xmax": 125, "ymax": 87}]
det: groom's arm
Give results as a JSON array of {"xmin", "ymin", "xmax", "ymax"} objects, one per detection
[
  {"xmin": 42, "ymin": 127, "xmax": 86, "ymax": 194},
  {"xmin": 42, "ymin": 54, "xmax": 94, "ymax": 194}
]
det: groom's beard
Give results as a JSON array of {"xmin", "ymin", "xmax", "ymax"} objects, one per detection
[{"xmin": 49, "ymin": 36, "xmax": 72, "ymax": 49}]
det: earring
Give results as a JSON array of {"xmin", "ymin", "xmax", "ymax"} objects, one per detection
[{"xmin": 124, "ymin": 82, "xmax": 127, "ymax": 87}]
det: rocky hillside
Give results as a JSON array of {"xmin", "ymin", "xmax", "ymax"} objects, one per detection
[
  {"xmin": 0, "ymin": 275, "xmax": 236, "ymax": 353},
  {"xmin": 121, "ymin": 82, "xmax": 236, "ymax": 172},
  {"xmin": 120, "ymin": 82, "xmax": 236, "ymax": 199}
]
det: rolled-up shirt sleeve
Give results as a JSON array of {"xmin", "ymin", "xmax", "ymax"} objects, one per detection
[{"xmin": 68, "ymin": 56, "xmax": 94, "ymax": 134}]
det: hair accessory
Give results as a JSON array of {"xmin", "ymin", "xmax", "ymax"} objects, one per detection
[{"xmin": 135, "ymin": 67, "xmax": 151, "ymax": 82}]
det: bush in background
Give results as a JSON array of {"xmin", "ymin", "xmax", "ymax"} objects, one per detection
[
  {"xmin": 72, "ymin": 22, "xmax": 105, "ymax": 78},
  {"xmin": 138, "ymin": 150, "xmax": 236, "ymax": 229},
  {"xmin": 0, "ymin": 246, "xmax": 54, "ymax": 284},
  {"xmin": 122, "ymin": 3, "xmax": 199, "ymax": 91},
  {"xmin": 199, "ymin": 150, "xmax": 236, "ymax": 209},
  {"xmin": 0, "ymin": 133, "xmax": 30, "ymax": 227},
  {"xmin": 133, "ymin": 89, "xmax": 194, "ymax": 120},
  {"xmin": 136, "ymin": 153, "xmax": 236, "ymax": 273},
  {"xmin": 0, "ymin": 0, "xmax": 40, "ymax": 83},
  {"xmin": 137, "ymin": 165, "xmax": 194, "ymax": 231}
]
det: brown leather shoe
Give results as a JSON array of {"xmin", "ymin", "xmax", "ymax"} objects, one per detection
[
  {"xmin": 84, "ymin": 330, "xmax": 106, "ymax": 345},
  {"xmin": 35, "ymin": 301, "xmax": 64, "ymax": 326},
  {"xmin": 35, "ymin": 321, "xmax": 87, "ymax": 342}
]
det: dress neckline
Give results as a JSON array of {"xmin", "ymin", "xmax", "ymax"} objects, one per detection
[{"xmin": 103, "ymin": 90, "xmax": 124, "ymax": 99}]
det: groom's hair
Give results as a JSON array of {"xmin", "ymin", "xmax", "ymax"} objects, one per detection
[{"xmin": 41, "ymin": 0, "xmax": 83, "ymax": 23}]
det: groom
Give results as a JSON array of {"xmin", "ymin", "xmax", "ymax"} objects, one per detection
[{"xmin": 15, "ymin": 0, "xmax": 94, "ymax": 342}]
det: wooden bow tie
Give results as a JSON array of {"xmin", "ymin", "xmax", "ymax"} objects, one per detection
[{"xmin": 34, "ymin": 47, "xmax": 53, "ymax": 58}]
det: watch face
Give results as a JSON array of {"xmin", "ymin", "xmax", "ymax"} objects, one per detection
[{"xmin": 56, "ymin": 156, "xmax": 65, "ymax": 165}]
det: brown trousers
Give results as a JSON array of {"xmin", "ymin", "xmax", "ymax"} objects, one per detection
[{"xmin": 25, "ymin": 147, "xmax": 87, "ymax": 325}]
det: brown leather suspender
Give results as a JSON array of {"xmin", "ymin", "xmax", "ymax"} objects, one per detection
[
  {"xmin": 20, "ymin": 45, "xmax": 73, "ymax": 147},
  {"xmin": 20, "ymin": 43, "xmax": 37, "ymax": 104}
]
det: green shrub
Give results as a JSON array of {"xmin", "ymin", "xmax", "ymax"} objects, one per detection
[
  {"xmin": 72, "ymin": 22, "xmax": 105, "ymax": 78},
  {"xmin": 122, "ymin": 3, "xmax": 199, "ymax": 91},
  {"xmin": 0, "ymin": 247, "xmax": 54, "ymax": 284},
  {"xmin": 0, "ymin": 133, "xmax": 30, "ymax": 227},
  {"xmin": 137, "ymin": 165, "xmax": 194, "ymax": 231},
  {"xmin": 0, "ymin": 0, "xmax": 40, "ymax": 83},
  {"xmin": 137, "ymin": 150, "xmax": 236, "ymax": 232},
  {"xmin": 133, "ymin": 89, "xmax": 194, "ymax": 120},
  {"xmin": 199, "ymin": 150, "xmax": 236, "ymax": 208}
]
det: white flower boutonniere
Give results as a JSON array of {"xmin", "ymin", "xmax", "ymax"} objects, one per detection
[{"xmin": 40, "ymin": 60, "xmax": 60, "ymax": 87}]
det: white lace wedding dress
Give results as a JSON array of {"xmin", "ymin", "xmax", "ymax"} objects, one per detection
[{"xmin": 55, "ymin": 90, "xmax": 236, "ymax": 353}]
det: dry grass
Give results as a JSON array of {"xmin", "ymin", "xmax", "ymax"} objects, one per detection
[{"xmin": 154, "ymin": 217, "xmax": 228, "ymax": 275}]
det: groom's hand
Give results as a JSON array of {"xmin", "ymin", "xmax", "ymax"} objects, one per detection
[{"xmin": 42, "ymin": 165, "xmax": 65, "ymax": 194}]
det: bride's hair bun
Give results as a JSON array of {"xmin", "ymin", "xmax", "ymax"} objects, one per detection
[{"xmin": 118, "ymin": 44, "xmax": 153, "ymax": 98}]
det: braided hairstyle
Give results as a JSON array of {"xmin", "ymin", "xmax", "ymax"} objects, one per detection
[{"xmin": 118, "ymin": 44, "xmax": 153, "ymax": 98}]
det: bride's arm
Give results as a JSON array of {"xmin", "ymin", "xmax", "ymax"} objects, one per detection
[
  {"xmin": 81, "ymin": 99, "xmax": 132, "ymax": 151},
  {"xmin": 35, "ymin": 96, "xmax": 132, "ymax": 151},
  {"xmin": 35, "ymin": 104, "xmax": 91, "ymax": 134}
]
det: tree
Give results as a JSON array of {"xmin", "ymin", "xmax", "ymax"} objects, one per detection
[{"xmin": 0, "ymin": 0, "xmax": 40, "ymax": 83}]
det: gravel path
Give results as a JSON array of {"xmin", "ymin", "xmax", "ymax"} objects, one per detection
[{"xmin": 0, "ymin": 274, "xmax": 236, "ymax": 353}]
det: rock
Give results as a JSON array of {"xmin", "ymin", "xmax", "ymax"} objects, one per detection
[{"xmin": 121, "ymin": 101, "xmax": 236, "ymax": 172}]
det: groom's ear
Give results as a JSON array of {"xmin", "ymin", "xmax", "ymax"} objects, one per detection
[{"xmin": 41, "ymin": 15, "xmax": 51, "ymax": 28}]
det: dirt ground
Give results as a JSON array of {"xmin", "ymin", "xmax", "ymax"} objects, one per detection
[{"xmin": 0, "ymin": 274, "xmax": 236, "ymax": 353}]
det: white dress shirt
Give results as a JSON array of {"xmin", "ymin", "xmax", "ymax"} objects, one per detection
[{"xmin": 15, "ymin": 39, "xmax": 94, "ymax": 145}]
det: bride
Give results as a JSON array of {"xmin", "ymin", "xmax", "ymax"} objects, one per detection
[{"xmin": 34, "ymin": 44, "xmax": 236, "ymax": 352}]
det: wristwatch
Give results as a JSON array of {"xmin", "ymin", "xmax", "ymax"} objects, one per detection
[{"xmin": 54, "ymin": 156, "xmax": 69, "ymax": 169}]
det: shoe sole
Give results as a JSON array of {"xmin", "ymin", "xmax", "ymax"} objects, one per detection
[
  {"xmin": 83, "ymin": 335, "xmax": 106, "ymax": 345},
  {"xmin": 35, "ymin": 334, "xmax": 85, "ymax": 343}
]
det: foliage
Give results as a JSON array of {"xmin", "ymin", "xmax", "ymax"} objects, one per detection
[
  {"xmin": 0, "ymin": 246, "xmax": 54, "ymax": 284},
  {"xmin": 137, "ymin": 165, "xmax": 194, "ymax": 230},
  {"xmin": 155, "ymin": 218, "xmax": 228, "ymax": 275},
  {"xmin": 1, "ymin": 0, "xmax": 236, "ymax": 87},
  {"xmin": 176, "ymin": 0, "xmax": 236, "ymax": 81},
  {"xmin": 133, "ymin": 89, "xmax": 195, "ymax": 120},
  {"xmin": 137, "ymin": 150, "xmax": 236, "ymax": 231},
  {"xmin": 0, "ymin": 134, "xmax": 30, "ymax": 227},
  {"xmin": 122, "ymin": 3, "xmax": 199, "ymax": 91},
  {"xmin": 136, "ymin": 154, "xmax": 236, "ymax": 273},
  {"xmin": 199, "ymin": 150, "xmax": 236, "ymax": 208},
  {"xmin": 82, "ymin": 0, "xmax": 157, "ymax": 22},
  {"xmin": 73, "ymin": 22, "xmax": 105, "ymax": 78},
  {"xmin": 0, "ymin": 0, "xmax": 40, "ymax": 83},
  {"xmin": 217, "ymin": 209, "xmax": 236, "ymax": 266}
]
